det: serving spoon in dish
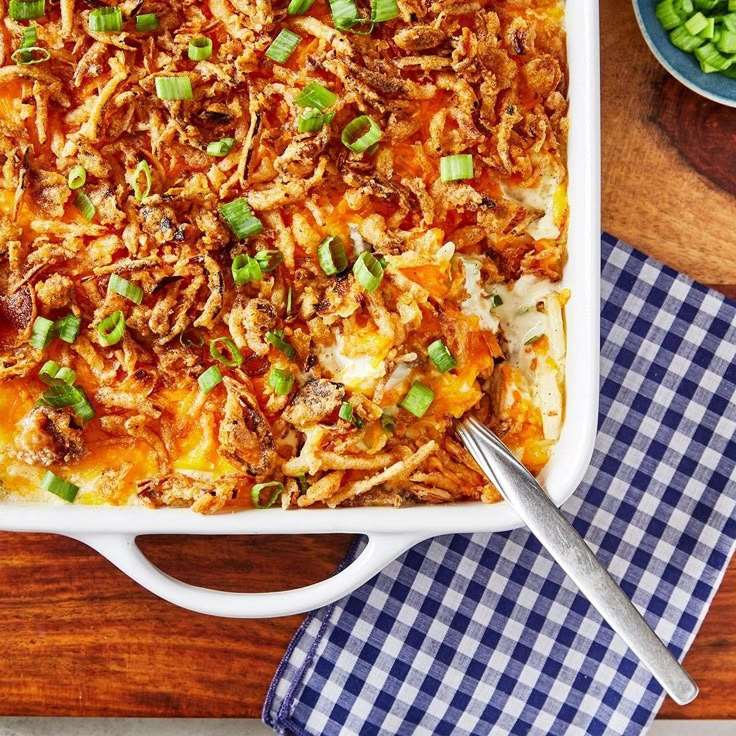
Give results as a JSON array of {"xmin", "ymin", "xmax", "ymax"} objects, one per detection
[{"xmin": 456, "ymin": 415, "xmax": 699, "ymax": 706}]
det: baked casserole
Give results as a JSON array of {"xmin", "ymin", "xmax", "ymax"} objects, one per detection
[{"xmin": 0, "ymin": 0, "xmax": 569, "ymax": 512}]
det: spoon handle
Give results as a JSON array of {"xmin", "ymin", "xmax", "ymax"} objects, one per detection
[{"xmin": 457, "ymin": 416, "xmax": 698, "ymax": 706}]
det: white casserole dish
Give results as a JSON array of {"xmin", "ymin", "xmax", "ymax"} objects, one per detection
[{"xmin": 0, "ymin": 0, "xmax": 600, "ymax": 619}]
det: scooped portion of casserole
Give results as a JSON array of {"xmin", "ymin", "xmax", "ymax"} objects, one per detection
[{"xmin": 0, "ymin": 0, "xmax": 568, "ymax": 512}]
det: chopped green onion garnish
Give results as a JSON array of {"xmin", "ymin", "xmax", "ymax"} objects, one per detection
[
  {"xmin": 488, "ymin": 294, "xmax": 503, "ymax": 309},
  {"xmin": 9, "ymin": 0, "xmax": 45, "ymax": 20},
  {"xmin": 11, "ymin": 46, "xmax": 50, "ymax": 65},
  {"xmin": 683, "ymin": 10, "xmax": 707, "ymax": 33},
  {"xmin": 694, "ymin": 40, "xmax": 730, "ymax": 70},
  {"xmin": 296, "ymin": 473, "xmax": 310, "ymax": 492},
  {"xmin": 206, "ymin": 137, "xmax": 235, "ymax": 157},
  {"xmin": 255, "ymin": 249, "xmax": 283, "ymax": 273},
  {"xmin": 179, "ymin": 327, "xmax": 204, "ymax": 348},
  {"xmin": 231, "ymin": 254, "xmax": 263, "ymax": 285},
  {"xmin": 55, "ymin": 314, "xmax": 81, "ymax": 344},
  {"xmin": 717, "ymin": 29, "xmax": 736, "ymax": 52},
  {"xmin": 440, "ymin": 154, "xmax": 474, "ymax": 182},
  {"xmin": 698, "ymin": 16, "xmax": 715, "ymax": 39},
  {"xmin": 135, "ymin": 12, "xmax": 159, "ymax": 31},
  {"xmin": 21, "ymin": 25, "xmax": 37, "ymax": 47},
  {"xmin": 132, "ymin": 159, "xmax": 152, "ymax": 201},
  {"xmin": 399, "ymin": 381, "xmax": 435, "ymax": 418},
  {"xmin": 220, "ymin": 198, "xmax": 264, "ymax": 239},
  {"xmin": 338, "ymin": 401, "xmax": 364, "ymax": 427},
  {"xmin": 427, "ymin": 339, "xmax": 457, "ymax": 373},
  {"xmin": 265, "ymin": 330, "xmax": 296, "ymax": 360},
  {"xmin": 352, "ymin": 251, "xmax": 384, "ymax": 292},
  {"xmin": 39, "ymin": 360, "xmax": 77, "ymax": 386},
  {"xmin": 286, "ymin": 286, "xmax": 293, "ymax": 316},
  {"xmin": 317, "ymin": 236, "xmax": 348, "ymax": 276},
  {"xmin": 73, "ymin": 191, "xmax": 95, "ymax": 222},
  {"xmin": 67, "ymin": 165, "xmax": 86, "ymax": 190},
  {"xmin": 155, "ymin": 77, "xmax": 193, "ymax": 100},
  {"xmin": 329, "ymin": 0, "xmax": 361, "ymax": 29},
  {"xmin": 523, "ymin": 325, "xmax": 545, "ymax": 345},
  {"xmin": 97, "ymin": 310, "xmax": 126, "ymax": 346},
  {"xmin": 655, "ymin": 0, "xmax": 683, "ymax": 29},
  {"xmin": 670, "ymin": 25, "xmax": 705, "ymax": 50},
  {"xmin": 29, "ymin": 316, "xmax": 55, "ymax": 350},
  {"xmin": 266, "ymin": 28, "xmax": 302, "ymax": 64},
  {"xmin": 251, "ymin": 481, "xmax": 284, "ymax": 509},
  {"xmin": 72, "ymin": 386, "xmax": 95, "ymax": 423},
  {"xmin": 210, "ymin": 337, "xmax": 243, "ymax": 367},
  {"xmin": 89, "ymin": 6, "xmax": 123, "ymax": 32},
  {"xmin": 41, "ymin": 470, "xmax": 79, "ymax": 503},
  {"xmin": 287, "ymin": 0, "xmax": 316, "ymax": 13},
  {"xmin": 371, "ymin": 0, "xmax": 398, "ymax": 22},
  {"xmin": 198, "ymin": 365, "xmax": 223, "ymax": 394},
  {"xmin": 380, "ymin": 412, "xmax": 396, "ymax": 433},
  {"xmin": 188, "ymin": 36, "xmax": 212, "ymax": 61},
  {"xmin": 297, "ymin": 108, "xmax": 335, "ymax": 133},
  {"xmin": 341, "ymin": 115, "xmax": 382, "ymax": 153},
  {"xmin": 295, "ymin": 81, "xmax": 337, "ymax": 111},
  {"xmin": 269, "ymin": 367, "xmax": 295, "ymax": 395},
  {"xmin": 37, "ymin": 384, "xmax": 95, "ymax": 422},
  {"xmin": 108, "ymin": 273, "xmax": 144, "ymax": 305}
]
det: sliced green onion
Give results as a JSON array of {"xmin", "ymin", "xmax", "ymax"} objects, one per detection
[
  {"xmin": 72, "ymin": 386, "xmax": 95, "ymax": 423},
  {"xmin": 717, "ymin": 29, "xmax": 736, "ymax": 52},
  {"xmin": 188, "ymin": 37, "xmax": 212, "ymax": 61},
  {"xmin": 352, "ymin": 251, "xmax": 384, "ymax": 292},
  {"xmin": 67, "ymin": 165, "xmax": 86, "ymax": 190},
  {"xmin": 251, "ymin": 481, "xmax": 284, "ymax": 509},
  {"xmin": 108, "ymin": 273, "xmax": 144, "ymax": 305},
  {"xmin": 38, "ymin": 384, "xmax": 79, "ymax": 408},
  {"xmin": 206, "ymin": 137, "xmax": 235, "ymax": 157},
  {"xmin": 723, "ymin": 12, "xmax": 736, "ymax": 31},
  {"xmin": 39, "ymin": 360, "xmax": 77, "ymax": 386},
  {"xmin": 132, "ymin": 160, "xmax": 152, "ymax": 201},
  {"xmin": 89, "ymin": 7, "xmax": 123, "ymax": 32},
  {"xmin": 338, "ymin": 401, "xmax": 364, "ymax": 427},
  {"xmin": 341, "ymin": 115, "xmax": 382, "ymax": 153},
  {"xmin": 155, "ymin": 76, "xmax": 193, "ymax": 100},
  {"xmin": 427, "ymin": 339, "xmax": 457, "ymax": 373},
  {"xmin": 698, "ymin": 16, "xmax": 716, "ymax": 39},
  {"xmin": 286, "ymin": 286, "xmax": 293, "ymax": 316},
  {"xmin": 523, "ymin": 324, "xmax": 545, "ymax": 345},
  {"xmin": 73, "ymin": 191, "xmax": 95, "ymax": 222},
  {"xmin": 55, "ymin": 314, "xmax": 81, "ymax": 344},
  {"xmin": 440, "ymin": 154, "xmax": 474, "ymax": 182},
  {"xmin": 295, "ymin": 81, "xmax": 337, "ymax": 111},
  {"xmin": 179, "ymin": 327, "xmax": 204, "ymax": 348},
  {"xmin": 265, "ymin": 330, "xmax": 296, "ymax": 360},
  {"xmin": 97, "ymin": 310, "xmax": 126, "ymax": 346},
  {"xmin": 683, "ymin": 10, "xmax": 708, "ymax": 34},
  {"xmin": 135, "ymin": 12, "xmax": 159, "ymax": 31},
  {"xmin": 317, "ymin": 236, "xmax": 348, "ymax": 276},
  {"xmin": 29, "ymin": 316, "xmax": 55, "ymax": 350},
  {"xmin": 266, "ymin": 28, "xmax": 302, "ymax": 64},
  {"xmin": 11, "ymin": 45, "xmax": 50, "ymax": 65},
  {"xmin": 269, "ymin": 367, "xmax": 295, "ymax": 395},
  {"xmin": 210, "ymin": 337, "xmax": 243, "ymax": 367},
  {"xmin": 399, "ymin": 381, "xmax": 435, "ymax": 418},
  {"xmin": 371, "ymin": 0, "xmax": 398, "ymax": 22},
  {"xmin": 287, "ymin": 0, "xmax": 316, "ymax": 14},
  {"xmin": 296, "ymin": 473, "xmax": 310, "ymax": 492},
  {"xmin": 198, "ymin": 365, "xmax": 223, "ymax": 394},
  {"xmin": 220, "ymin": 198, "xmax": 264, "ymax": 239},
  {"xmin": 297, "ymin": 108, "xmax": 334, "ymax": 133},
  {"xmin": 254, "ymin": 249, "xmax": 283, "ymax": 273},
  {"xmin": 21, "ymin": 25, "xmax": 37, "ymax": 47},
  {"xmin": 488, "ymin": 294, "xmax": 503, "ymax": 309},
  {"xmin": 231, "ymin": 254, "xmax": 263, "ymax": 285},
  {"xmin": 9, "ymin": 0, "xmax": 45, "ymax": 20},
  {"xmin": 329, "ymin": 0, "xmax": 361, "ymax": 29},
  {"xmin": 41, "ymin": 470, "xmax": 79, "ymax": 503},
  {"xmin": 678, "ymin": 0, "xmax": 694, "ymax": 13},
  {"xmin": 380, "ymin": 412, "xmax": 397, "ymax": 433},
  {"xmin": 655, "ymin": 0, "xmax": 683, "ymax": 29}
]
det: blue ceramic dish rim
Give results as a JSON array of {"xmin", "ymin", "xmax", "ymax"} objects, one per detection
[{"xmin": 632, "ymin": 0, "xmax": 736, "ymax": 107}]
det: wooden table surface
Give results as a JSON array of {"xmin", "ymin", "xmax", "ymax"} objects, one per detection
[{"xmin": 2, "ymin": 0, "xmax": 735, "ymax": 721}]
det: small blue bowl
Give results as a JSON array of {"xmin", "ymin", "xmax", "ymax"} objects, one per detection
[{"xmin": 632, "ymin": 0, "xmax": 736, "ymax": 107}]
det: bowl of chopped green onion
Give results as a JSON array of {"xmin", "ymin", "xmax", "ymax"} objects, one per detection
[{"xmin": 633, "ymin": 0, "xmax": 736, "ymax": 106}]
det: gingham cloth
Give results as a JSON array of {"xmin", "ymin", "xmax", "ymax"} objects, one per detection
[{"xmin": 264, "ymin": 233, "xmax": 736, "ymax": 736}]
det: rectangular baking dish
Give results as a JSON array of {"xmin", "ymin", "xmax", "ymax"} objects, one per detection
[{"xmin": 0, "ymin": 0, "xmax": 600, "ymax": 618}]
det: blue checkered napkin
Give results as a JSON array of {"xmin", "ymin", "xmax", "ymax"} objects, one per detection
[{"xmin": 264, "ymin": 233, "xmax": 736, "ymax": 736}]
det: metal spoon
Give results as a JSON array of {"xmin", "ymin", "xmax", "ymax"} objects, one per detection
[{"xmin": 456, "ymin": 415, "xmax": 698, "ymax": 706}]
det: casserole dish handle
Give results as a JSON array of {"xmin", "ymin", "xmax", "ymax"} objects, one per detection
[{"xmin": 72, "ymin": 531, "xmax": 425, "ymax": 618}]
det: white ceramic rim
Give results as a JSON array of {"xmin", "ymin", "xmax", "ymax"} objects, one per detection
[{"xmin": 0, "ymin": 0, "xmax": 601, "ymax": 618}]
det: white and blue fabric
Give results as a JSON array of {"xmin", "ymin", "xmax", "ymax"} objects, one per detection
[{"xmin": 264, "ymin": 234, "xmax": 736, "ymax": 736}]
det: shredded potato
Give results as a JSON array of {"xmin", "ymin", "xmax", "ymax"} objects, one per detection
[{"xmin": 0, "ymin": 0, "xmax": 568, "ymax": 512}]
